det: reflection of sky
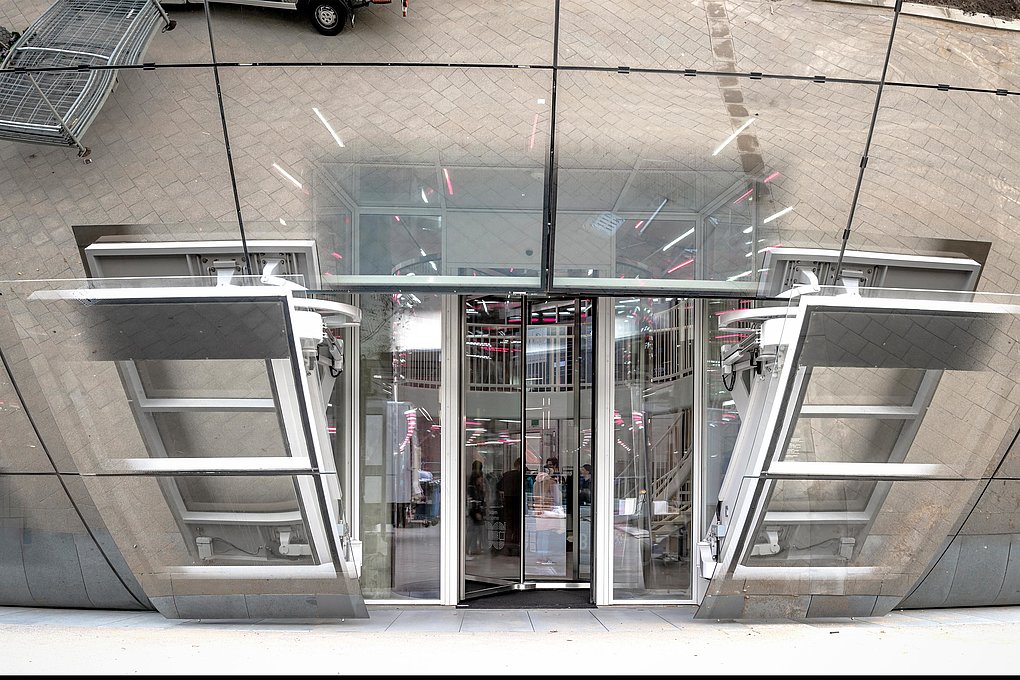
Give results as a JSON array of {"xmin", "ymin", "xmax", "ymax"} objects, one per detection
[{"xmin": 393, "ymin": 310, "xmax": 441, "ymax": 350}]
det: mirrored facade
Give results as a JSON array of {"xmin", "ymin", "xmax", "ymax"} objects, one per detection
[{"xmin": 2, "ymin": 0, "xmax": 1020, "ymax": 620}]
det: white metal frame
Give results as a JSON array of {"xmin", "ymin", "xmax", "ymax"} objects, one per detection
[
  {"xmin": 354, "ymin": 293, "xmax": 451, "ymax": 606},
  {"xmin": 32, "ymin": 284, "xmax": 360, "ymax": 583},
  {"xmin": 593, "ymin": 297, "xmax": 615, "ymax": 606},
  {"xmin": 757, "ymin": 248, "xmax": 982, "ymax": 297},
  {"xmin": 693, "ymin": 297, "xmax": 708, "ymax": 604},
  {"xmin": 84, "ymin": 239, "xmax": 322, "ymax": 288},
  {"xmin": 712, "ymin": 293, "xmax": 1020, "ymax": 581},
  {"xmin": 442, "ymin": 295, "xmax": 461, "ymax": 605},
  {"xmin": 602, "ymin": 295, "xmax": 701, "ymax": 606}
]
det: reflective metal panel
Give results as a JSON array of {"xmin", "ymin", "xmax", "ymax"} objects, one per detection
[
  {"xmin": 0, "ymin": 66, "xmax": 239, "ymax": 281},
  {"xmin": 0, "ymin": 472, "xmax": 146, "ymax": 609}
]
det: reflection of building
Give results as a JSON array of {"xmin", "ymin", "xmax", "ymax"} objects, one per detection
[{"xmin": 3, "ymin": 0, "xmax": 1020, "ymax": 622}]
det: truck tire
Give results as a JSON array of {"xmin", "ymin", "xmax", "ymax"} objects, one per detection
[{"xmin": 309, "ymin": 1, "xmax": 347, "ymax": 35}]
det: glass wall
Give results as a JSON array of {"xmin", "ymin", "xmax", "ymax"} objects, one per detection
[
  {"xmin": 612, "ymin": 297, "xmax": 694, "ymax": 601},
  {"xmin": 702, "ymin": 298, "xmax": 749, "ymax": 534},
  {"xmin": 553, "ymin": 72, "xmax": 875, "ymax": 292},
  {"xmin": 218, "ymin": 65, "xmax": 549, "ymax": 289},
  {"xmin": 354, "ymin": 293, "xmax": 443, "ymax": 599},
  {"xmin": 3, "ymin": 0, "xmax": 1020, "ymax": 619}
]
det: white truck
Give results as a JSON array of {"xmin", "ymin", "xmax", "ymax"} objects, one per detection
[{"xmin": 165, "ymin": 0, "xmax": 393, "ymax": 36}]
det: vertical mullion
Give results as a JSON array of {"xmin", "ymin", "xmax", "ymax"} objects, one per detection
[
  {"xmin": 540, "ymin": 0, "xmax": 562, "ymax": 291},
  {"xmin": 594, "ymin": 296, "xmax": 614, "ymax": 605},
  {"xmin": 441, "ymin": 294, "xmax": 461, "ymax": 604},
  {"xmin": 571, "ymin": 297, "xmax": 582, "ymax": 580},
  {"xmin": 519, "ymin": 295, "xmax": 529, "ymax": 583},
  {"xmin": 347, "ymin": 295, "xmax": 361, "ymax": 546},
  {"xmin": 693, "ymin": 297, "xmax": 707, "ymax": 603}
]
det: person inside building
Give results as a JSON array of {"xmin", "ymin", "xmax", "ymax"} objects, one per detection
[
  {"xmin": 578, "ymin": 463, "xmax": 592, "ymax": 506},
  {"xmin": 531, "ymin": 458, "xmax": 565, "ymax": 565},
  {"xmin": 497, "ymin": 457, "xmax": 523, "ymax": 556},
  {"xmin": 466, "ymin": 460, "xmax": 487, "ymax": 556}
]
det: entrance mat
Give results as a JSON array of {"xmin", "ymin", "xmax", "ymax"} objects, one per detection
[{"xmin": 459, "ymin": 588, "xmax": 595, "ymax": 609}]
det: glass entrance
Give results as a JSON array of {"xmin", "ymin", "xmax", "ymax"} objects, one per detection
[{"xmin": 462, "ymin": 296, "xmax": 594, "ymax": 598}]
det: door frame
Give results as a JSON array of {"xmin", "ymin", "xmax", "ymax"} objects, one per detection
[{"xmin": 456, "ymin": 294, "xmax": 597, "ymax": 602}]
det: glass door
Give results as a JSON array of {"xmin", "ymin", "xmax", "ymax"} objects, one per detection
[{"xmin": 462, "ymin": 296, "xmax": 594, "ymax": 599}]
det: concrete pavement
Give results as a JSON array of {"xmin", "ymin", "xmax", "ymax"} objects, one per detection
[{"xmin": 1, "ymin": 603, "xmax": 1018, "ymax": 675}]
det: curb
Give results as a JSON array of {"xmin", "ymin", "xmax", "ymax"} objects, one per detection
[{"xmin": 815, "ymin": 0, "xmax": 1020, "ymax": 31}]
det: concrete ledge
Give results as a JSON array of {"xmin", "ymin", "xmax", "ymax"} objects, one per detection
[{"xmin": 817, "ymin": 0, "xmax": 1020, "ymax": 31}]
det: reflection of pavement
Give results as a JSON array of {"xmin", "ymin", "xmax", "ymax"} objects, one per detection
[
  {"xmin": 614, "ymin": 520, "xmax": 691, "ymax": 596},
  {"xmin": 387, "ymin": 523, "xmax": 441, "ymax": 599},
  {"xmin": 1, "ymin": 0, "xmax": 1019, "ymax": 286}
]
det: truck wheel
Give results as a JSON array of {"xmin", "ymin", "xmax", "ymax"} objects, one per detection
[{"xmin": 309, "ymin": 1, "xmax": 347, "ymax": 35}]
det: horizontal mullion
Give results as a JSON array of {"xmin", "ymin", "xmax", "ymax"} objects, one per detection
[
  {"xmin": 733, "ymin": 565, "xmax": 881, "ymax": 579},
  {"xmin": 763, "ymin": 511, "xmax": 871, "ymax": 524},
  {"xmin": 179, "ymin": 511, "xmax": 304, "ymax": 525},
  {"xmin": 93, "ymin": 457, "xmax": 313, "ymax": 475},
  {"xmin": 798, "ymin": 405, "xmax": 920, "ymax": 419},
  {"xmin": 766, "ymin": 461, "xmax": 951, "ymax": 480},
  {"xmin": 165, "ymin": 564, "xmax": 338, "ymax": 580},
  {"xmin": 139, "ymin": 398, "xmax": 277, "ymax": 412}
]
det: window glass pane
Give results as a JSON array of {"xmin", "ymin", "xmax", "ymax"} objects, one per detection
[
  {"xmin": 0, "ymin": 284, "xmax": 303, "ymax": 474},
  {"xmin": 152, "ymin": 411, "xmax": 288, "ymax": 458},
  {"xmin": 554, "ymin": 72, "xmax": 875, "ymax": 291},
  {"xmin": 802, "ymin": 367, "xmax": 925, "ymax": 407},
  {"xmin": 523, "ymin": 299, "xmax": 593, "ymax": 582},
  {"xmin": 135, "ymin": 359, "xmax": 274, "ymax": 399},
  {"xmin": 798, "ymin": 308, "xmax": 998, "ymax": 371},
  {"xmin": 613, "ymin": 297, "xmax": 693, "ymax": 600},
  {"xmin": 745, "ymin": 516, "xmax": 869, "ymax": 568},
  {"xmin": 783, "ymin": 299, "xmax": 1015, "ymax": 478},
  {"xmin": 703, "ymin": 298, "xmax": 748, "ymax": 534},
  {"xmin": 358, "ymin": 214, "xmax": 442, "ymax": 277},
  {"xmin": 463, "ymin": 297, "xmax": 523, "ymax": 583},
  {"xmin": 357, "ymin": 293, "xmax": 443, "ymax": 599},
  {"xmin": 782, "ymin": 417, "xmax": 908, "ymax": 464},
  {"xmin": 741, "ymin": 478, "xmax": 983, "ymax": 572},
  {"xmin": 171, "ymin": 474, "xmax": 318, "ymax": 566},
  {"xmin": 80, "ymin": 472, "xmax": 337, "ymax": 573},
  {"xmin": 219, "ymin": 66, "xmax": 549, "ymax": 288}
]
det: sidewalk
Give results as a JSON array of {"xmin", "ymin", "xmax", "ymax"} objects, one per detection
[{"xmin": 1, "ymin": 603, "xmax": 1018, "ymax": 675}]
